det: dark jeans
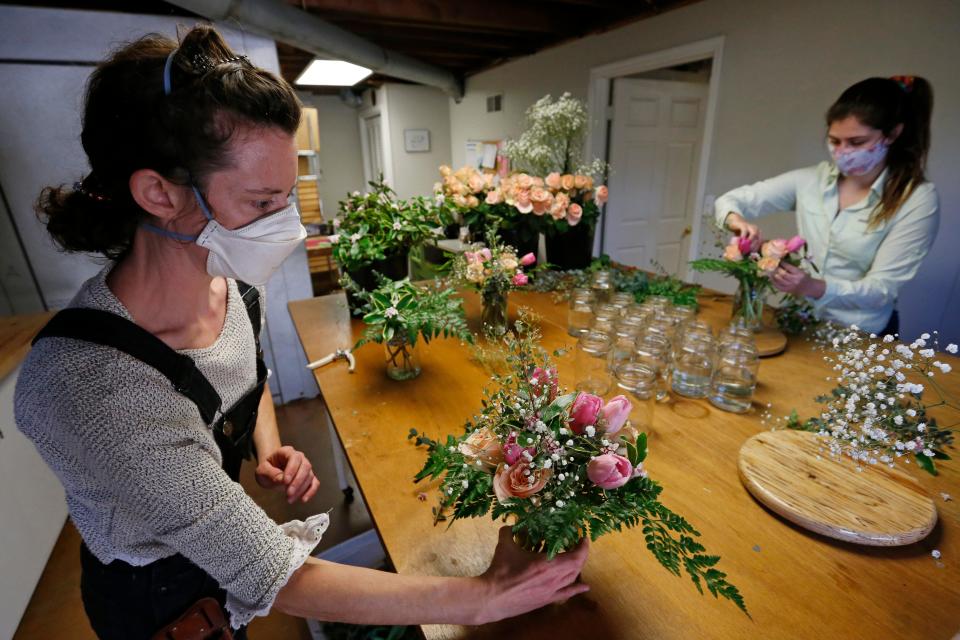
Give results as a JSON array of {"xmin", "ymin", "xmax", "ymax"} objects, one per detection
[
  {"xmin": 881, "ymin": 309, "xmax": 900, "ymax": 337},
  {"xmin": 80, "ymin": 543, "xmax": 247, "ymax": 640}
]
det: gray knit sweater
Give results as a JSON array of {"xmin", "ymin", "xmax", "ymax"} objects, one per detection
[{"xmin": 14, "ymin": 265, "xmax": 328, "ymax": 629}]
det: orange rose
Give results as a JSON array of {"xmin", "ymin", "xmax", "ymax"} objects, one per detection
[
  {"xmin": 574, "ymin": 175, "xmax": 588, "ymax": 189},
  {"xmin": 493, "ymin": 462, "xmax": 552, "ymax": 503},
  {"xmin": 458, "ymin": 428, "xmax": 504, "ymax": 472},
  {"xmin": 561, "ymin": 174, "xmax": 576, "ymax": 190}
]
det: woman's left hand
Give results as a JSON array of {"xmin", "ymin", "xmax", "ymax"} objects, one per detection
[
  {"xmin": 256, "ymin": 445, "xmax": 321, "ymax": 504},
  {"xmin": 771, "ymin": 262, "xmax": 826, "ymax": 299}
]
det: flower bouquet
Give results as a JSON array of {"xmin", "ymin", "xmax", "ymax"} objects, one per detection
[
  {"xmin": 352, "ymin": 276, "xmax": 473, "ymax": 380},
  {"xmin": 451, "ymin": 232, "xmax": 537, "ymax": 337},
  {"xmin": 410, "ymin": 315, "xmax": 746, "ymax": 612},
  {"xmin": 332, "ymin": 178, "xmax": 450, "ymax": 310},
  {"xmin": 691, "ymin": 234, "xmax": 816, "ymax": 330},
  {"xmin": 787, "ymin": 328, "xmax": 956, "ymax": 475}
]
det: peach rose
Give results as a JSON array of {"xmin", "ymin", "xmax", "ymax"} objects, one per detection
[
  {"xmin": 453, "ymin": 193, "xmax": 469, "ymax": 208},
  {"xmin": 458, "ymin": 428, "xmax": 504, "ymax": 472},
  {"xmin": 723, "ymin": 242, "xmax": 743, "ymax": 262},
  {"xmin": 439, "ymin": 165, "xmax": 452, "ymax": 177},
  {"xmin": 761, "ymin": 239, "xmax": 788, "ymax": 261},
  {"xmin": 515, "ymin": 190, "xmax": 533, "ymax": 214},
  {"xmin": 574, "ymin": 174, "xmax": 588, "ymax": 189},
  {"xmin": 566, "ymin": 203, "xmax": 583, "ymax": 226},
  {"xmin": 757, "ymin": 256, "xmax": 781, "ymax": 275},
  {"xmin": 493, "ymin": 462, "xmax": 552, "ymax": 503},
  {"xmin": 516, "ymin": 173, "xmax": 534, "ymax": 190},
  {"xmin": 484, "ymin": 172, "xmax": 496, "ymax": 189},
  {"xmin": 486, "ymin": 189, "xmax": 502, "ymax": 205},
  {"xmin": 545, "ymin": 172, "xmax": 562, "ymax": 190},
  {"xmin": 595, "ymin": 185, "xmax": 608, "ymax": 206},
  {"xmin": 468, "ymin": 174, "xmax": 485, "ymax": 194},
  {"xmin": 500, "ymin": 254, "xmax": 519, "ymax": 271},
  {"xmin": 466, "ymin": 195, "xmax": 480, "ymax": 208},
  {"xmin": 561, "ymin": 174, "xmax": 575, "ymax": 191}
]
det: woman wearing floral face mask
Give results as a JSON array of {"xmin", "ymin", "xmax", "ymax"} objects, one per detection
[
  {"xmin": 716, "ymin": 76, "xmax": 938, "ymax": 336},
  {"xmin": 15, "ymin": 25, "xmax": 588, "ymax": 640}
]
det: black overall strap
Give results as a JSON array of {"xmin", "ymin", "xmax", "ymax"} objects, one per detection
[
  {"xmin": 235, "ymin": 281, "xmax": 262, "ymax": 355},
  {"xmin": 32, "ymin": 308, "xmax": 223, "ymax": 425}
]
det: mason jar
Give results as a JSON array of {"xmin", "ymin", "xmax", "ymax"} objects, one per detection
[
  {"xmin": 610, "ymin": 291, "xmax": 635, "ymax": 312},
  {"xmin": 671, "ymin": 332, "xmax": 716, "ymax": 398},
  {"xmin": 567, "ymin": 289, "xmax": 594, "ymax": 337},
  {"xmin": 709, "ymin": 342, "xmax": 760, "ymax": 413},
  {"xmin": 634, "ymin": 334, "xmax": 672, "ymax": 402},
  {"xmin": 614, "ymin": 362, "xmax": 658, "ymax": 431},
  {"xmin": 608, "ymin": 322, "xmax": 641, "ymax": 373},
  {"xmin": 575, "ymin": 330, "xmax": 613, "ymax": 395},
  {"xmin": 590, "ymin": 270, "xmax": 614, "ymax": 305}
]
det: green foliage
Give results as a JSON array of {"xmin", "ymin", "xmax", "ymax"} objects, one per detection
[
  {"xmin": 774, "ymin": 294, "xmax": 821, "ymax": 335},
  {"xmin": 409, "ymin": 312, "xmax": 747, "ymax": 614},
  {"xmin": 352, "ymin": 276, "xmax": 472, "ymax": 351},
  {"xmin": 333, "ymin": 177, "xmax": 450, "ymax": 272}
]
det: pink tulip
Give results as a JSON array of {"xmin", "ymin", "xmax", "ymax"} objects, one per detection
[
  {"xmin": 736, "ymin": 235, "xmax": 753, "ymax": 256},
  {"xmin": 520, "ymin": 252, "xmax": 536, "ymax": 266},
  {"xmin": 568, "ymin": 392, "xmax": 603, "ymax": 434},
  {"xmin": 529, "ymin": 366, "xmax": 558, "ymax": 402},
  {"xmin": 512, "ymin": 272, "xmax": 529, "ymax": 286},
  {"xmin": 785, "ymin": 235, "xmax": 806, "ymax": 254},
  {"xmin": 601, "ymin": 395, "xmax": 632, "ymax": 435},
  {"xmin": 587, "ymin": 454, "xmax": 633, "ymax": 489}
]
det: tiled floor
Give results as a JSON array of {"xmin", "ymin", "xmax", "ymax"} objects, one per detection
[{"xmin": 12, "ymin": 396, "xmax": 372, "ymax": 639}]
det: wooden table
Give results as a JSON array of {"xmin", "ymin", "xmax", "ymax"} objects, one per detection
[
  {"xmin": 289, "ymin": 290, "xmax": 960, "ymax": 640},
  {"xmin": 0, "ymin": 311, "xmax": 54, "ymax": 381}
]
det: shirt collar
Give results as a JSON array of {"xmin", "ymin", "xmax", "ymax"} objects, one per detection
[{"xmin": 825, "ymin": 164, "xmax": 888, "ymax": 209}]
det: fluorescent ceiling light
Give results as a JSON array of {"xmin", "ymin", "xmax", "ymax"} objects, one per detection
[{"xmin": 295, "ymin": 59, "xmax": 373, "ymax": 86}]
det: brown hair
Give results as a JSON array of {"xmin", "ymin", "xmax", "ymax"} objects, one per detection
[
  {"xmin": 37, "ymin": 25, "xmax": 302, "ymax": 259},
  {"xmin": 826, "ymin": 76, "xmax": 933, "ymax": 228}
]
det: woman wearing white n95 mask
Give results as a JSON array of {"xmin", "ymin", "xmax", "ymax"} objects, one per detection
[
  {"xmin": 15, "ymin": 25, "xmax": 589, "ymax": 640},
  {"xmin": 716, "ymin": 76, "xmax": 939, "ymax": 336}
]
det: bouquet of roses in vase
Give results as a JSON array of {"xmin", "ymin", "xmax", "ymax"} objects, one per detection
[
  {"xmin": 451, "ymin": 231, "xmax": 537, "ymax": 337},
  {"xmin": 410, "ymin": 315, "xmax": 747, "ymax": 613},
  {"xmin": 351, "ymin": 276, "xmax": 473, "ymax": 381},
  {"xmin": 691, "ymin": 234, "xmax": 817, "ymax": 330}
]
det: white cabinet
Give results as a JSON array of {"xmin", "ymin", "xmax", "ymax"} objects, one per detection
[{"xmin": 0, "ymin": 368, "xmax": 67, "ymax": 640}]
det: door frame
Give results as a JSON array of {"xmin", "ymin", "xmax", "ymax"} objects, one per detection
[
  {"xmin": 587, "ymin": 36, "xmax": 724, "ymax": 279},
  {"xmin": 358, "ymin": 88, "xmax": 395, "ymax": 186}
]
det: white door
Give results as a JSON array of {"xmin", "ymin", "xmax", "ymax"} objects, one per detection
[
  {"xmin": 604, "ymin": 78, "xmax": 708, "ymax": 276},
  {"xmin": 361, "ymin": 113, "xmax": 384, "ymax": 183}
]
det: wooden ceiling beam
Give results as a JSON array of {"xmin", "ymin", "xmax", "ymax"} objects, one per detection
[{"xmin": 295, "ymin": 0, "xmax": 588, "ymax": 35}]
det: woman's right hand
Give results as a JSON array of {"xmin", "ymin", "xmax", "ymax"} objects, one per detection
[
  {"xmin": 474, "ymin": 526, "xmax": 591, "ymax": 624},
  {"xmin": 724, "ymin": 212, "xmax": 761, "ymax": 249}
]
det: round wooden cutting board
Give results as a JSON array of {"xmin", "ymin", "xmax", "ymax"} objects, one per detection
[
  {"xmin": 738, "ymin": 430, "xmax": 937, "ymax": 546},
  {"xmin": 755, "ymin": 327, "xmax": 788, "ymax": 357}
]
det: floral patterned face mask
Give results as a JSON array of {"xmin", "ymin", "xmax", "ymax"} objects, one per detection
[{"xmin": 827, "ymin": 140, "xmax": 889, "ymax": 176}]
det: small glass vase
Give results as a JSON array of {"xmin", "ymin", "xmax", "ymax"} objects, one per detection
[
  {"xmin": 384, "ymin": 335, "xmax": 421, "ymax": 381},
  {"xmin": 731, "ymin": 280, "xmax": 765, "ymax": 331},
  {"xmin": 481, "ymin": 288, "xmax": 509, "ymax": 338}
]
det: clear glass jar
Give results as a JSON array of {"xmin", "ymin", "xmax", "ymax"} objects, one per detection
[
  {"xmin": 709, "ymin": 342, "xmax": 760, "ymax": 413},
  {"xmin": 677, "ymin": 319, "xmax": 713, "ymax": 346},
  {"xmin": 645, "ymin": 295, "xmax": 672, "ymax": 310},
  {"xmin": 567, "ymin": 289, "xmax": 594, "ymax": 337},
  {"xmin": 575, "ymin": 330, "xmax": 613, "ymax": 395},
  {"xmin": 608, "ymin": 322, "xmax": 641, "ymax": 373},
  {"xmin": 593, "ymin": 302, "xmax": 621, "ymax": 321},
  {"xmin": 610, "ymin": 291, "xmax": 635, "ymax": 311},
  {"xmin": 591, "ymin": 316, "xmax": 617, "ymax": 335},
  {"xmin": 634, "ymin": 334, "xmax": 671, "ymax": 401},
  {"xmin": 665, "ymin": 304, "xmax": 697, "ymax": 326},
  {"xmin": 614, "ymin": 362, "xmax": 657, "ymax": 431},
  {"xmin": 643, "ymin": 319, "xmax": 677, "ymax": 354},
  {"xmin": 384, "ymin": 334, "xmax": 422, "ymax": 381},
  {"xmin": 481, "ymin": 287, "xmax": 509, "ymax": 337},
  {"xmin": 671, "ymin": 333, "xmax": 716, "ymax": 398},
  {"xmin": 719, "ymin": 321, "xmax": 756, "ymax": 350},
  {"xmin": 590, "ymin": 270, "xmax": 614, "ymax": 305}
]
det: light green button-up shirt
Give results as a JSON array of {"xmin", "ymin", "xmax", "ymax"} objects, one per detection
[{"xmin": 714, "ymin": 161, "xmax": 940, "ymax": 333}]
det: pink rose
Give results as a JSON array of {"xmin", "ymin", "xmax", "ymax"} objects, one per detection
[
  {"xmin": 566, "ymin": 203, "xmax": 583, "ymax": 227},
  {"xmin": 600, "ymin": 395, "xmax": 632, "ymax": 435},
  {"xmin": 736, "ymin": 235, "xmax": 753, "ymax": 256},
  {"xmin": 464, "ymin": 251, "xmax": 479, "ymax": 265},
  {"xmin": 761, "ymin": 239, "xmax": 788, "ymax": 260},
  {"xmin": 493, "ymin": 462, "xmax": 551, "ymax": 503},
  {"xmin": 587, "ymin": 453, "xmax": 633, "ymax": 490},
  {"xmin": 561, "ymin": 174, "xmax": 576, "ymax": 190},
  {"xmin": 478, "ymin": 248, "xmax": 492, "ymax": 262},
  {"xmin": 595, "ymin": 185, "xmax": 608, "ymax": 206},
  {"xmin": 520, "ymin": 252, "xmax": 536, "ymax": 266},
  {"xmin": 723, "ymin": 243, "xmax": 743, "ymax": 262},
  {"xmin": 529, "ymin": 366, "xmax": 558, "ymax": 401},
  {"xmin": 458, "ymin": 428, "xmax": 504, "ymax": 471},
  {"xmin": 485, "ymin": 189, "xmax": 502, "ymax": 205},
  {"xmin": 568, "ymin": 392, "xmax": 603, "ymax": 434},
  {"xmin": 503, "ymin": 432, "xmax": 536, "ymax": 466},
  {"xmin": 545, "ymin": 172, "xmax": 562, "ymax": 190},
  {"xmin": 512, "ymin": 272, "xmax": 529, "ymax": 286},
  {"xmin": 785, "ymin": 235, "xmax": 806, "ymax": 254}
]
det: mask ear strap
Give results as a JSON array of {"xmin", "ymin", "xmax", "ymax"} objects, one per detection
[
  {"xmin": 141, "ymin": 183, "xmax": 213, "ymax": 241},
  {"xmin": 191, "ymin": 185, "xmax": 215, "ymax": 221}
]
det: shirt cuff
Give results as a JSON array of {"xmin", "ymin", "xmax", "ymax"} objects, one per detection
[
  {"xmin": 713, "ymin": 197, "xmax": 742, "ymax": 229},
  {"xmin": 812, "ymin": 277, "xmax": 840, "ymax": 310},
  {"xmin": 225, "ymin": 512, "xmax": 330, "ymax": 629}
]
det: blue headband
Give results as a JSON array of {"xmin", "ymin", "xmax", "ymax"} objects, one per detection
[{"xmin": 163, "ymin": 49, "xmax": 176, "ymax": 96}]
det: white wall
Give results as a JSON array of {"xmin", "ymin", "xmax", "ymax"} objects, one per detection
[
  {"xmin": 0, "ymin": 6, "xmax": 318, "ymax": 403},
  {"xmin": 449, "ymin": 0, "xmax": 960, "ymax": 343},
  {"xmin": 298, "ymin": 93, "xmax": 366, "ymax": 215},
  {"xmin": 383, "ymin": 84, "xmax": 452, "ymax": 200}
]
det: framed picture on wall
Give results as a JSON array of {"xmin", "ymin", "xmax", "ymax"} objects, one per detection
[{"xmin": 404, "ymin": 129, "xmax": 430, "ymax": 153}]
